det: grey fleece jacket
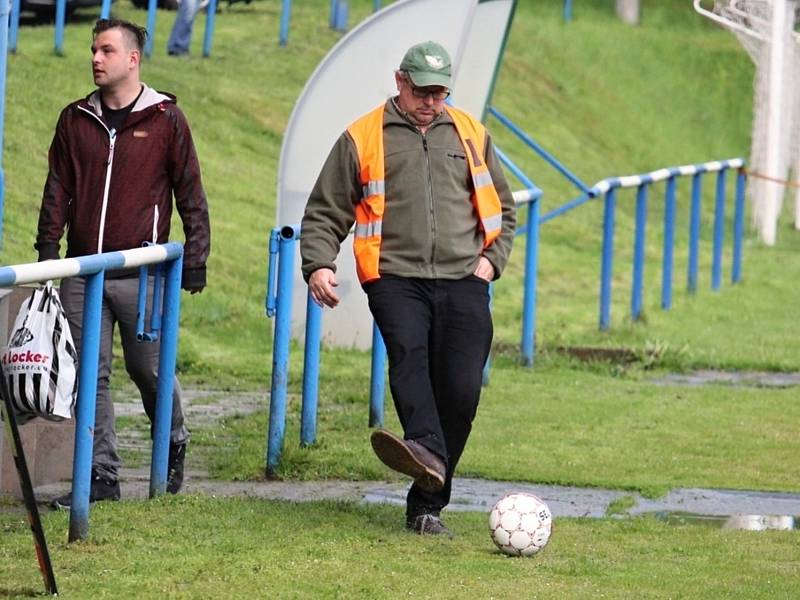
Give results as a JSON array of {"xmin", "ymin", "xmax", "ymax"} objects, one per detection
[{"xmin": 300, "ymin": 99, "xmax": 516, "ymax": 284}]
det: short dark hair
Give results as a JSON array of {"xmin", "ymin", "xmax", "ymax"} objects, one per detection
[{"xmin": 93, "ymin": 18, "xmax": 148, "ymax": 53}]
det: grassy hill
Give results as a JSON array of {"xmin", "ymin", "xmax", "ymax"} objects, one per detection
[{"xmin": 4, "ymin": 0, "xmax": 794, "ymax": 386}]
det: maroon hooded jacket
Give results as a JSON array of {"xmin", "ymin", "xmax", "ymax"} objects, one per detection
[{"xmin": 35, "ymin": 84, "xmax": 210, "ymax": 289}]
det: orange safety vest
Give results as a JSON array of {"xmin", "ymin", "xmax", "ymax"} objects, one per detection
[{"xmin": 346, "ymin": 104, "xmax": 503, "ymax": 284}]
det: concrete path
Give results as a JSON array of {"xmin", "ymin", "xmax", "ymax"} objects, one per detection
[{"xmin": 24, "ymin": 380, "xmax": 800, "ymax": 530}]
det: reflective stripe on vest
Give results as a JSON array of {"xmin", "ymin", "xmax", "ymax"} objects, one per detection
[
  {"xmin": 444, "ymin": 105, "xmax": 503, "ymax": 247},
  {"xmin": 346, "ymin": 104, "xmax": 504, "ymax": 283}
]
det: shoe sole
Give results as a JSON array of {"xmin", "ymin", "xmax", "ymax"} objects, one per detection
[
  {"xmin": 49, "ymin": 496, "xmax": 119, "ymax": 511},
  {"xmin": 370, "ymin": 430, "xmax": 444, "ymax": 493}
]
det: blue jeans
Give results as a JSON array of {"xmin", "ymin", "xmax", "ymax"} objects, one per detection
[{"xmin": 167, "ymin": 0, "xmax": 199, "ymax": 55}]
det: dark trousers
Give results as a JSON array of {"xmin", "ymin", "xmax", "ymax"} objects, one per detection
[{"xmin": 365, "ymin": 275, "xmax": 493, "ymax": 518}]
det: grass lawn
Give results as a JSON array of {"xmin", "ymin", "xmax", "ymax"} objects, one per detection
[
  {"xmin": 1, "ymin": 0, "xmax": 798, "ymax": 598},
  {"xmin": 1, "ymin": 498, "xmax": 798, "ymax": 599}
]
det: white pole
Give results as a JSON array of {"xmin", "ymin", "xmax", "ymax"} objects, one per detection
[
  {"xmin": 761, "ymin": 0, "xmax": 789, "ymax": 245},
  {"xmin": 794, "ymin": 153, "xmax": 800, "ymax": 229},
  {"xmin": 615, "ymin": 0, "xmax": 640, "ymax": 25}
]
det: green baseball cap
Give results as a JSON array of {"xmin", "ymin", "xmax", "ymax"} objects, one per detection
[{"xmin": 399, "ymin": 41, "xmax": 452, "ymax": 89}]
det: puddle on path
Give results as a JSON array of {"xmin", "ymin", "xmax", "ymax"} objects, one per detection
[
  {"xmin": 651, "ymin": 511, "xmax": 798, "ymax": 531},
  {"xmin": 654, "ymin": 370, "xmax": 800, "ymax": 388}
]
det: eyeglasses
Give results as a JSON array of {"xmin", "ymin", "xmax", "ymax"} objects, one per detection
[{"xmin": 403, "ymin": 75, "xmax": 450, "ymax": 101}]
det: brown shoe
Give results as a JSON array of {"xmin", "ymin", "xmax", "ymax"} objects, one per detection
[{"xmin": 370, "ymin": 429, "xmax": 445, "ymax": 493}]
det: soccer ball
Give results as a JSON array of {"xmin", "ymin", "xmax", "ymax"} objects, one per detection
[{"xmin": 488, "ymin": 492, "xmax": 552, "ymax": 556}]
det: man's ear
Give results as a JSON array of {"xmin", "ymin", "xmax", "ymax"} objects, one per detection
[{"xmin": 129, "ymin": 49, "xmax": 141, "ymax": 70}]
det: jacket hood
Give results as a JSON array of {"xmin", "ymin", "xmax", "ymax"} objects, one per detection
[{"xmin": 85, "ymin": 83, "xmax": 175, "ymax": 117}]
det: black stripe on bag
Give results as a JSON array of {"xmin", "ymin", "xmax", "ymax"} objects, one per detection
[
  {"xmin": 15, "ymin": 373, "xmax": 32, "ymax": 414},
  {"xmin": 48, "ymin": 310, "xmax": 62, "ymax": 413},
  {"xmin": 32, "ymin": 373, "xmax": 47, "ymax": 415}
]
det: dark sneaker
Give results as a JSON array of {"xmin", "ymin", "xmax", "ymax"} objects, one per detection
[
  {"xmin": 370, "ymin": 429, "xmax": 446, "ymax": 493},
  {"xmin": 407, "ymin": 514, "xmax": 454, "ymax": 539},
  {"xmin": 166, "ymin": 442, "xmax": 186, "ymax": 494},
  {"xmin": 51, "ymin": 469, "xmax": 120, "ymax": 510}
]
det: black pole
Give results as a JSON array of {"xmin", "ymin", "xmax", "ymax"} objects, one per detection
[{"xmin": 0, "ymin": 375, "xmax": 58, "ymax": 596}]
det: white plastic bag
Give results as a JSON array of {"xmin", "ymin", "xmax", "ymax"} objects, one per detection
[{"xmin": 1, "ymin": 282, "xmax": 78, "ymax": 421}]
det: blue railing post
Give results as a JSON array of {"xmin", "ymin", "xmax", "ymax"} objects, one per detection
[
  {"xmin": 149, "ymin": 253, "xmax": 183, "ymax": 497},
  {"xmin": 100, "ymin": 0, "xmax": 112, "ymax": 18},
  {"xmin": 631, "ymin": 183, "xmax": 649, "ymax": 321},
  {"xmin": 301, "ymin": 290, "xmax": 322, "ymax": 446},
  {"xmin": 279, "ymin": 0, "xmax": 292, "ymax": 46},
  {"xmin": 333, "ymin": 0, "xmax": 349, "ymax": 31},
  {"xmin": 564, "ymin": 0, "xmax": 573, "ymax": 22},
  {"xmin": 0, "ymin": 0, "xmax": 8, "ymax": 248},
  {"xmin": 687, "ymin": 173, "xmax": 702, "ymax": 294},
  {"xmin": 265, "ymin": 229, "xmax": 280, "ymax": 317},
  {"xmin": 145, "ymin": 0, "xmax": 158, "ymax": 58},
  {"xmin": 520, "ymin": 197, "xmax": 540, "ymax": 366},
  {"xmin": 68, "ymin": 272, "xmax": 105, "ymax": 543},
  {"xmin": 711, "ymin": 169, "xmax": 727, "ymax": 291},
  {"xmin": 202, "ymin": 0, "xmax": 219, "ymax": 57},
  {"xmin": 54, "ymin": 0, "xmax": 66, "ymax": 55},
  {"xmin": 266, "ymin": 226, "xmax": 298, "ymax": 475},
  {"xmin": 732, "ymin": 169, "xmax": 746, "ymax": 283},
  {"xmin": 369, "ymin": 321, "xmax": 385, "ymax": 427},
  {"xmin": 661, "ymin": 176, "xmax": 677, "ymax": 310},
  {"xmin": 374, "ymin": 0, "xmax": 381, "ymax": 11},
  {"xmin": 599, "ymin": 187, "xmax": 617, "ymax": 330},
  {"xmin": 9, "ymin": 0, "xmax": 20, "ymax": 54}
]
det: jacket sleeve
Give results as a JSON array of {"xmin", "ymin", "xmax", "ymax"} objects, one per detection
[
  {"xmin": 300, "ymin": 133, "xmax": 362, "ymax": 282},
  {"xmin": 168, "ymin": 106, "xmax": 211, "ymax": 290},
  {"xmin": 482, "ymin": 132, "xmax": 516, "ymax": 279},
  {"xmin": 34, "ymin": 108, "xmax": 74, "ymax": 261}
]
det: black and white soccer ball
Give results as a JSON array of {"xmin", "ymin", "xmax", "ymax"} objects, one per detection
[{"xmin": 488, "ymin": 492, "xmax": 552, "ymax": 556}]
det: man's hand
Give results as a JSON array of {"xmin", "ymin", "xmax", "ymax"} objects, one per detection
[
  {"xmin": 308, "ymin": 268, "xmax": 340, "ymax": 308},
  {"xmin": 473, "ymin": 256, "xmax": 495, "ymax": 282}
]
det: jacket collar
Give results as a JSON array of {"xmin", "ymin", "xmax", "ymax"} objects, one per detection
[{"xmin": 84, "ymin": 83, "xmax": 174, "ymax": 118}]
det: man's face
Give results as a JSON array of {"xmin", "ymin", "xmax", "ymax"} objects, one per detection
[
  {"xmin": 394, "ymin": 72, "xmax": 449, "ymax": 127},
  {"xmin": 91, "ymin": 28, "xmax": 138, "ymax": 89}
]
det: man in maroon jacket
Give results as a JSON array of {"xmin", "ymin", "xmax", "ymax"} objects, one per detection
[{"xmin": 35, "ymin": 19, "xmax": 211, "ymax": 509}]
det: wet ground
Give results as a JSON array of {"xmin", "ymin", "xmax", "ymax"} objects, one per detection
[
  {"xmin": 654, "ymin": 370, "xmax": 800, "ymax": 388},
  {"xmin": 21, "ymin": 373, "xmax": 800, "ymax": 530}
]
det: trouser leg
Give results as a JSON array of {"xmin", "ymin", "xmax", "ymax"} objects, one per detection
[
  {"xmin": 106, "ymin": 276, "xmax": 188, "ymax": 446},
  {"xmin": 406, "ymin": 276, "xmax": 493, "ymax": 517},
  {"xmin": 366, "ymin": 277, "xmax": 446, "ymax": 459},
  {"xmin": 60, "ymin": 276, "xmax": 122, "ymax": 480},
  {"xmin": 167, "ymin": 0, "xmax": 199, "ymax": 54}
]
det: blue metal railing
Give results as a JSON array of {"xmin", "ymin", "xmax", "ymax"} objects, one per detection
[
  {"xmin": 0, "ymin": 243, "xmax": 183, "ymax": 542},
  {"xmin": 0, "ymin": 0, "xmax": 8, "ymax": 249},
  {"xmin": 487, "ymin": 107, "xmax": 747, "ymax": 329},
  {"xmin": 8, "ymin": 0, "xmax": 383, "ymax": 55},
  {"xmin": 591, "ymin": 160, "xmax": 746, "ymax": 328}
]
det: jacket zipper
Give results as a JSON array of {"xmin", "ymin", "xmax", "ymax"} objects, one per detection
[
  {"xmin": 97, "ymin": 129, "xmax": 117, "ymax": 253},
  {"xmin": 152, "ymin": 205, "xmax": 159, "ymax": 243},
  {"xmin": 422, "ymin": 134, "xmax": 437, "ymax": 274},
  {"xmin": 78, "ymin": 106, "xmax": 117, "ymax": 254}
]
